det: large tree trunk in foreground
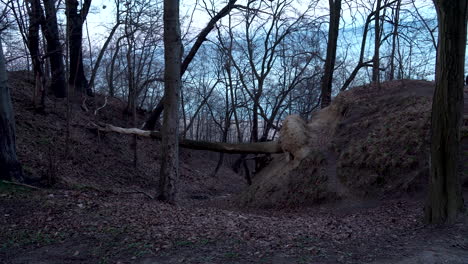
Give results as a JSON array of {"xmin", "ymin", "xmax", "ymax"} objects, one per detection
[
  {"xmin": 425, "ymin": 0, "xmax": 467, "ymax": 224},
  {"xmin": 42, "ymin": 0, "xmax": 67, "ymax": 98},
  {"xmin": 159, "ymin": 0, "xmax": 182, "ymax": 203},
  {"xmin": 0, "ymin": 40, "xmax": 23, "ymax": 181},
  {"xmin": 320, "ymin": 0, "xmax": 341, "ymax": 109}
]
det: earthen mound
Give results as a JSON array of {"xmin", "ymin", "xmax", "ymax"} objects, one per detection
[{"xmin": 238, "ymin": 80, "xmax": 437, "ymax": 208}]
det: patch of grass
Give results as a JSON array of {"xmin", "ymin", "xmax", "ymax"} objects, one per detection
[
  {"xmin": 1, "ymin": 229, "xmax": 62, "ymax": 249},
  {"xmin": 173, "ymin": 238, "xmax": 214, "ymax": 249},
  {"xmin": 37, "ymin": 137, "xmax": 52, "ymax": 146},
  {"xmin": 98, "ymin": 256, "xmax": 110, "ymax": 264},
  {"xmin": 102, "ymin": 226, "xmax": 125, "ymax": 236},
  {"xmin": 174, "ymin": 240, "xmax": 194, "ymax": 247},
  {"xmin": 125, "ymin": 242, "xmax": 154, "ymax": 257},
  {"xmin": 297, "ymin": 255, "xmax": 313, "ymax": 264},
  {"xmin": 224, "ymin": 251, "xmax": 240, "ymax": 259}
]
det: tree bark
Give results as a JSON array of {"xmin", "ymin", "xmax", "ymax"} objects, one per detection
[
  {"xmin": 42, "ymin": 0, "xmax": 67, "ymax": 98},
  {"xmin": 372, "ymin": 0, "xmax": 382, "ymax": 84},
  {"xmin": 389, "ymin": 0, "xmax": 401, "ymax": 81},
  {"xmin": 425, "ymin": 0, "xmax": 467, "ymax": 224},
  {"xmin": 27, "ymin": 0, "xmax": 45, "ymax": 108},
  {"xmin": 320, "ymin": 0, "xmax": 341, "ymax": 108},
  {"xmin": 0, "ymin": 40, "xmax": 23, "ymax": 182},
  {"xmin": 158, "ymin": 0, "xmax": 182, "ymax": 203},
  {"xmin": 66, "ymin": 0, "xmax": 92, "ymax": 97}
]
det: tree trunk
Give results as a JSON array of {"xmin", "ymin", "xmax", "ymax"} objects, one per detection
[
  {"xmin": 143, "ymin": 99, "xmax": 164, "ymax": 130},
  {"xmin": 66, "ymin": 0, "xmax": 92, "ymax": 97},
  {"xmin": 158, "ymin": 0, "xmax": 182, "ymax": 203},
  {"xmin": 320, "ymin": 0, "xmax": 341, "ymax": 108},
  {"xmin": 425, "ymin": 0, "xmax": 467, "ymax": 224},
  {"xmin": 0, "ymin": 40, "xmax": 23, "ymax": 182},
  {"xmin": 372, "ymin": 0, "xmax": 382, "ymax": 84},
  {"xmin": 27, "ymin": 0, "xmax": 45, "ymax": 108},
  {"xmin": 42, "ymin": 0, "xmax": 67, "ymax": 98},
  {"xmin": 251, "ymin": 97, "xmax": 259, "ymax": 142},
  {"xmin": 389, "ymin": 0, "xmax": 401, "ymax": 81},
  {"xmin": 108, "ymin": 38, "xmax": 123, "ymax": 97}
]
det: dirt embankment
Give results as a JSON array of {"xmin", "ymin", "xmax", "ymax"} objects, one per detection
[
  {"xmin": 238, "ymin": 80, "xmax": 441, "ymax": 208},
  {"xmin": 7, "ymin": 70, "xmax": 245, "ymax": 200}
]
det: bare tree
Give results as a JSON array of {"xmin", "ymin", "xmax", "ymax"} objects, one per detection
[
  {"xmin": 158, "ymin": 0, "xmax": 182, "ymax": 203},
  {"xmin": 142, "ymin": 0, "xmax": 238, "ymax": 131},
  {"xmin": 340, "ymin": 0, "xmax": 395, "ymax": 91},
  {"xmin": 320, "ymin": 0, "xmax": 341, "ymax": 108},
  {"xmin": 372, "ymin": 0, "xmax": 382, "ymax": 84},
  {"xmin": 66, "ymin": 0, "xmax": 92, "ymax": 96},
  {"xmin": 425, "ymin": 0, "xmax": 467, "ymax": 224},
  {"xmin": 388, "ymin": 0, "xmax": 401, "ymax": 81},
  {"xmin": 26, "ymin": 0, "xmax": 46, "ymax": 108},
  {"xmin": 88, "ymin": 0, "xmax": 122, "ymax": 90},
  {"xmin": 42, "ymin": 0, "xmax": 67, "ymax": 98}
]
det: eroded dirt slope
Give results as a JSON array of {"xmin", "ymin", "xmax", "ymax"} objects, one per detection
[{"xmin": 238, "ymin": 80, "xmax": 438, "ymax": 208}]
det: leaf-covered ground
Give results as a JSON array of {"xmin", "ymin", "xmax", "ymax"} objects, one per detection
[{"xmin": 1, "ymin": 184, "xmax": 468, "ymax": 263}]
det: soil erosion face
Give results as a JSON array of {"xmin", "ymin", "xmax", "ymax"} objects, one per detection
[{"xmin": 238, "ymin": 80, "xmax": 437, "ymax": 208}]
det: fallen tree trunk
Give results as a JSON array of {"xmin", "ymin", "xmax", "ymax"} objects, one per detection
[
  {"xmin": 92, "ymin": 123, "xmax": 468, "ymax": 154},
  {"xmin": 92, "ymin": 123, "xmax": 283, "ymax": 154}
]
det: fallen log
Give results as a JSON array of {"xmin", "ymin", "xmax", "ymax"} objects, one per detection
[{"xmin": 91, "ymin": 123, "xmax": 283, "ymax": 154}]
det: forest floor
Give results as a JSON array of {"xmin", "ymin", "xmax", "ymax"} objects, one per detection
[{"xmin": 1, "ymin": 73, "xmax": 468, "ymax": 264}]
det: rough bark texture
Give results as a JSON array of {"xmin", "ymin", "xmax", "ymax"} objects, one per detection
[
  {"xmin": 27, "ymin": 0, "xmax": 46, "ymax": 107},
  {"xmin": 372, "ymin": 0, "xmax": 382, "ymax": 84},
  {"xmin": 320, "ymin": 0, "xmax": 341, "ymax": 108},
  {"xmin": 66, "ymin": 0, "xmax": 92, "ymax": 97},
  {"xmin": 158, "ymin": 0, "xmax": 182, "ymax": 203},
  {"xmin": 0, "ymin": 40, "xmax": 23, "ymax": 181},
  {"xmin": 389, "ymin": 0, "xmax": 401, "ymax": 81},
  {"xmin": 425, "ymin": 0, "xmax": 467, "ymax": 224},
  {"xmin": 42, "ymin": 0, "xmax": 67, "ymax": 98}
]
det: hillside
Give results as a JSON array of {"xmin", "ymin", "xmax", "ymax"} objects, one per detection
[
  {"xmin": 1, "ymin": 74, "xmax": 468, "ymax": 264},
  {"xmin": 7, "ymin": 71, "xmax": 245, "ymax": 201}
]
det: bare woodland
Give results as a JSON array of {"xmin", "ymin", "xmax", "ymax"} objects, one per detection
[{"xmin": 0, "ymin": 0, "xmax": 468, "ymax": 262}]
